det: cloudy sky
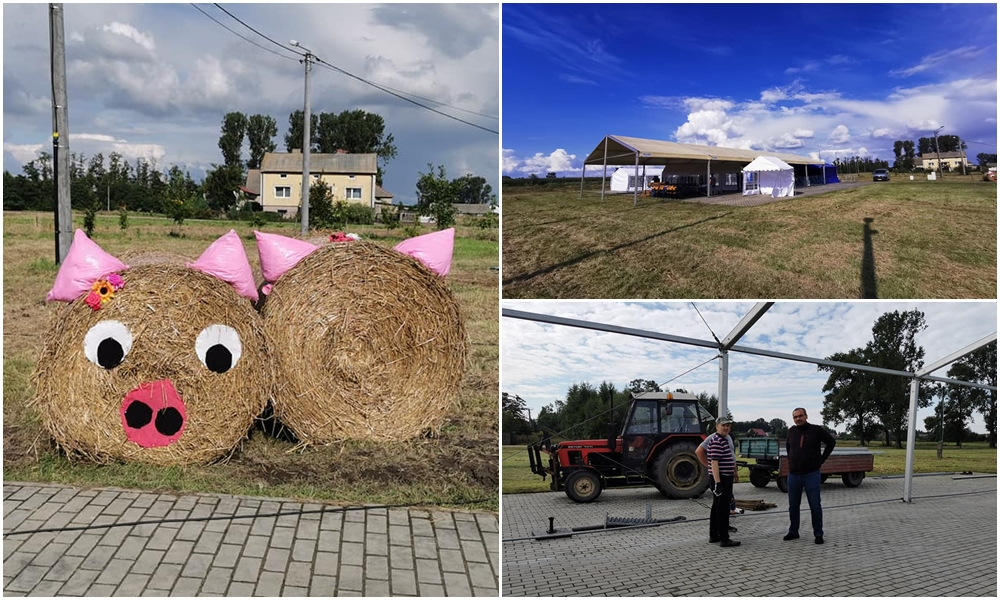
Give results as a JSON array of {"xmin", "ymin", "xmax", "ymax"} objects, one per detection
[
  {"xmin": 502, "ymin": 3, "xmax": 997, "ymax": 176},
  {"xmin": 3, "ymin": 3, "xmax": 499, "ymax": 204},
  {"xmin": 501, "ymin": 302, "xmax": 996, "ymax": 434}
]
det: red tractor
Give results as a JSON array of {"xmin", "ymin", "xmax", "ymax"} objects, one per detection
[{"xmin": 528, "ymin": 392, "xmax": 715, "ymax": 503}]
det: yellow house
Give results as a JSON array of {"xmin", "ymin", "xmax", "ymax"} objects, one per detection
[
  {"xmin": 251, "ymin": 150, "xmax": 378, "ymax": 218},
  {"xmin": 917, "ymin": 151, "xmax": 970, "ymax": 172}
]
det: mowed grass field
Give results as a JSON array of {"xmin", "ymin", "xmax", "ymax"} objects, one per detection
[
  {"xmin": 3, "ymin": 212, "xmax": 499, "ymax": 511},
  {"xmin": 501, "ymin": 179, "xmax": 997, "ymax": 298},
  {"xmin": 501, "ymin": 441, "xmax": 998, "ymax": 495}
]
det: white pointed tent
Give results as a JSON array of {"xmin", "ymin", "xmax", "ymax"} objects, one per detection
[
  {"xmin": 742, "ymin": 156, "xmax": 795, "ymax": 198},
  {"xmin": 611, "ymin": 166, "xmax": 665, "ymax": 192}
]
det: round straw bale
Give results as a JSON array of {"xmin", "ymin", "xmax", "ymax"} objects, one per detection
[
  {"xmin": 261, "ymin": 241, "xmax": 467, "ymax": 444},
  {"xmin": 117, "ymin": 250, "xmax": 192, "ymax": 268},
  {"xmin": 32, "ymin": 265, "xmax": 273, "ymax": 465}
]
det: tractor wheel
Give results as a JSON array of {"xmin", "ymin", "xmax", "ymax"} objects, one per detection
[
  {"xmin": 842, "ymin": 471, "xmax": 865, "ymax": 488},
  {"xmin": 655, "ymin": 442, "xmax": 710, "ymax": 499},
  {"xmin": 776, "ymin": 476, "xmax": 788, "ymax": 493},
  {"xmin": 749, "ymin": 469, "xmax": 771, "ymax": 488},
  {"xmin": 564, "ymin": 470, "xmax": 602, "ymax": 503}
]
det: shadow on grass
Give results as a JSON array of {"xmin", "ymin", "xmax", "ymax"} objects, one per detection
[
  {"xmin": 502, "ymin": 213, "xmax": 731, "ymax": 287},
  {"xmin": 861, "ymin": 217, "xmax": 878, "ymax": 299}
]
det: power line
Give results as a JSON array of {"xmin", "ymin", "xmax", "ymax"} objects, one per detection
[
  {"xmin": 211, "ymin": 3, "xmax": 302, "ymax": 56},
  {"xmin": 313, "ymin": 58, "xmax": 498, "ymax": 134},
  {"xmin": 206, "ymin": 4, "xmax": 497, "ymax": 134},
  {"xmin": 376, "ymin": 83, "xmax": 498, "ymax": 121},
  {"xmin": 189, "ymin": 4, "xmax": 299, "ymax": 62}
]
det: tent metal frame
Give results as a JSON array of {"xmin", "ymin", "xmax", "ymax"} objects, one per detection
[{"xmin": 502, "ymin": 305, "xmax": 996, "ymax": 502}]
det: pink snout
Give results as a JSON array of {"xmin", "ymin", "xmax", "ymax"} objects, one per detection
[{"xmin": 120, "ymin": 380, "xmax": 187, "ymax": 448}]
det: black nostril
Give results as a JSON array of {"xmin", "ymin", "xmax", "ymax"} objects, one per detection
[
  {"xmin": 155, "ymin": 407, "xmax": 184, "ymax": 436},
  {"xmin": 124, "ymin": 401, "xmax": 153, "ymax": 429}
]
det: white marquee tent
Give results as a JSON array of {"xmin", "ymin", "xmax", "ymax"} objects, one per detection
[
  {"xmin": 742, "ymin": 156, "xmax": 795, "ymax": 198},
  {"xmin": 610, "ymin": 166, "xmax": 665, "ymax": 192}
]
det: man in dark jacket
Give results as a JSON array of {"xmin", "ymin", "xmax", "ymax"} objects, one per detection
[{"xmin": 783, "ymin": 407, "xmax": 835, "ymax": 544}]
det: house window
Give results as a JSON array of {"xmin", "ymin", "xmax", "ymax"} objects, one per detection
[
  {"xmin": 346, "ymin": 188, "xmax": 362, "ymax": 199},
  {"xmin": 279, "ymin": 173, "xmax": 287, "ymax": 178},
  {"xmin": 312, "ymin": 174, "xmax": 320, "ymax": 179},
  {"xmin": 348, "ymin": 175, "xmax": 356, "ymax": 179},
  {"xmin": 275, "ymin": 186, "xmax": 291, "ymax": 198}
]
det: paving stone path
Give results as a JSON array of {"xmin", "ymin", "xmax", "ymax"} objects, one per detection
[
  {"xmin": 3, "ymin": 483, "xmax": 498, "ymax": 597},
  {"xmin": 502, "ymin": 472, "xmax": 996, "ymax": 596}
]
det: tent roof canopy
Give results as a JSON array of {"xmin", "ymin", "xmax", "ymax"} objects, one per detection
[
  {"xmin": 584, "ymin": 134, "xmax": 819, "ymax": 167},
  {"xmin": 742, "ymin": 156, "xmax": 793, "ymax": 172}
]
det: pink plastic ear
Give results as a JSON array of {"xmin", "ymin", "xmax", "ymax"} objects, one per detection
[
  {"xmin": 254, "ymin": 231, "xmax": 319, "ymax": 283},
  {"xmin": 394, "ymin": 228, "xmax": 454, "ymax": 276},
  {"xmin": 46, "ymin": 229, "xmax": 129, "ymax": 302},
  {"xmin": 187, "ymin": 229, "xmax": 259, "ymax": 302}
]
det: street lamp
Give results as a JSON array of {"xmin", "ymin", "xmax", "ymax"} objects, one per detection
[
  {"xmin": 932, "ymin": 125, "xmax": 944, "ymax": 179},
  {"xmin": 291, "ymin": 39, "xmax": 314, "ymax": 236}
]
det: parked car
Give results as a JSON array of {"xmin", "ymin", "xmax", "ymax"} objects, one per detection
[{"xmin": 873, "ymin": 169, "xmax": 890, "ymax": 182}]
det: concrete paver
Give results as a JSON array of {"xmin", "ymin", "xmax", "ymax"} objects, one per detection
[
  {"xmin": 502, "ymin": 472, "xmax": 996, "ymax": 596},
  {"xmin": 3, "ymin": 483, "xmax": 498, "ymax": 597}
]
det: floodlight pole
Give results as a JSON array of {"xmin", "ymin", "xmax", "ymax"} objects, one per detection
[
  {"xmin": 292, "ymin": 40, "xmax": 314, "ymax": 236},
  {"xmin": 902, "ymin": 378, "xmax": 920, "ymax": 502}
]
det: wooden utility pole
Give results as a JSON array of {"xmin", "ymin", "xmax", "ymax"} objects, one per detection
[
  {"xmin": 50, "ymin": 3, "xmax": 73, "ymax": 262},
  {"xmin": 291, "ymin": 40, "xmax": 314, "ymax": 237}
]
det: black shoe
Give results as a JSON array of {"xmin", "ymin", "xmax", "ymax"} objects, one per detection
[
  {"xmin": 728, "ymin": 526, "xmax": 738, "ymax": 532},
  {"xmin": 815, "ymin": 536, "xmax": 824, "ymax": 544},
  {"xmin": 719, "ymin": 539, "xmax": 741, "ymax": 547},
  {"xmin": 783, "ymin": 533, "xmax": 799, "ymax": 541},
  {"xmin": 709, "ymin": 537, "xmax": 721, "ymax": 543}
]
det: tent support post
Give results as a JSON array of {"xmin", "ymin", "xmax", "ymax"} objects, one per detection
[
  {"xmin": 706, "ymin": 160, "xmax": 711, "ymax": 198},
  {"xmin": 717, "ymin": 350, "xmax": 729, "ymax": 419},
  {"xmin": 633, "ymin": 151, "xmax": 639, "ymax": 206},
  {"xmin": 823, "ymin": 163, "xmax": 826, "ymax": 185},
  {"xmin": 902, "ymin": 378, "xmax": 920, "ymax": 502},
  {"xmin": 601, "ymin": 136, "xmax": 608, "ymax": 202},
  {"xmin": 580, "ymin": 164, "xmax": 586, "ymax": 198}
]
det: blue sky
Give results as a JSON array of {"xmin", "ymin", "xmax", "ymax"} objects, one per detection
[
  {"xmin": 502, "ymin": 3, "xmax": 998, "ymax": 176},
  {"xmin": 501, "ymin": 302, "xmax": 996, "ymax": 434},
  {"xmin": 3, "ymin": 3, "xmax": 499, "ymax": 204}
]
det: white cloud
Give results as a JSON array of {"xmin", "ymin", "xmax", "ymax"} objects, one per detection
[
  {"xmin": 793, "ymin": 128, "xmax": 814, "ymax": 138},
  {"xmin": 828, "ymin": 125, "xmax": 851, "ymax": 143},
  {"xmin": 102, "ymin": 22, "xmax": 156, "ymax": 52},
  {"xmin": 503, "ymin": 148, "xmax": 580, "ymax": 175},
  {"xmin": 3, "ymin": 143, "xmax": 44, "ymax": 164},
  {"xmin": 890, "ymin": 46, "xmax": 988, "ymax": 77},
  {"xmin": 771, "ymin": 133, "xmax": 804, "ymax": 149},
  {"xmin": 870, "ymin": 128, "xmax": 895, "ymax": 140}
]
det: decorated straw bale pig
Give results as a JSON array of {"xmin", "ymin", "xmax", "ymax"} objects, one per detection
[
  {"xmin": 32, "ymin": 230, "xmax": 273, "ymax": 465},
  {"xmin": 256, "ymin": 228, "xmax": 467, "ymax": 444}
]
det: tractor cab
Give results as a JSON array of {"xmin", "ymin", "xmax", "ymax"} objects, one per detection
[{"xmin": 620, "ymin": 392, "xmax": 714, "ymax": 470}]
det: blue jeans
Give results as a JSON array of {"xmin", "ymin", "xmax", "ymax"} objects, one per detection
[{"xmin": 787, "ymin": 469, "xmax": 823, "ymax": 538}]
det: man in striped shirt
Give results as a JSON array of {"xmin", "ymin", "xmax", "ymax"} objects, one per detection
[{"xmin": 705, "ymin": 417, "xmax": 740, "ymax": 547}]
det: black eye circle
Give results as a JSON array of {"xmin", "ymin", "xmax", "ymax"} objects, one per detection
[
  {"xmin": 195, "ymin": 325, "xmax": 242, "ymax": 374},
  {"xmin": 124, "ymin": 401, "xmax": 153, "ymax": 429},
  {"xmin": 84, "ymin": 321, "xmax": 133, "ymax": 369}
]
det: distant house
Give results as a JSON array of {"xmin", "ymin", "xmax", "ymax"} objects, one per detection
[
  {"xmin": 246, "ymin": 150, "xmax": 382, "ymax": 218},
  {"xmin": 915, "ymin": 151, "xmax": 971, "ymax": 172},
  {"xmin": 374, "ymin": 185, "xmax": 395, "ymax": 216},
  {"xmin": 750, "ymin": 428, "xmax": 767, "ymax": 437},
  {"xmin": 452, "ymin": 203, "xmax": 494, "ymax": 216}
]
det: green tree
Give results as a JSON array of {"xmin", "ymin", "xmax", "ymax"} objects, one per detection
[
  {"xmin": 501, "ymin": 392, "xmax": 532, "ymax": 438},
  {"xmin": 246, "ymin": 114, "xmax": 278, "ymax": 170},
  {"xmin": 284, "ymin": 110, "xmax": 319, "ymax": 152},
  {"xmin": 307, "ymin": 180, "xmax": 337, "ymax": 230},
  {"xmin": 819, "ymin": 348, "xmax": 877, "ymax": 446},
  {"xmin": 452, "ymin": 174, "xmax": 493, "ymax": 204},
  {"xmin": 866, "ymin": 310, "xmax": 929, "ymax": 447},
  {"xmin": 626, "ymin": 379, "xmax": 662, "ymax": 394},
  {"xmin": 314, "ymin": 110, "xmax": 398, "ymax": 185},
  {"xmin": 219, "ymin": 112, "xmax": 248, "ymax": 169},
  {"xmin": 201, "ymin": 163, "xmax": 244, "ymax": 212},
  {"xmin": 976, "ymin": 153, "xmax": 997, "ymax": 169},
  {"xmin": 119, "ymin": 205, "xmax": 129, "ymax": 231},
  {"xmin": 947, "ymin": 342, "xmax": 997, "ymax": 448},
  {"xmin": 416, "ymin": 164, "xmax": 457, "ymax": 230}
]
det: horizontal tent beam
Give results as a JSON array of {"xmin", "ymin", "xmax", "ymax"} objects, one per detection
[{"xmin": 502, "ymin": 308, "xmax": 996, "ymax": 391}]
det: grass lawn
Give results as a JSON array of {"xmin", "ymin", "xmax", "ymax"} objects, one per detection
[
  {"xmin": 3, "ymin": 211, "xmax": 499, "ymax": 511},
  {"xmin": 501, "ymin": 179, "xmax": 997, "ymax": 298},
  {"xmin": 502, "ymin": 441, "xmax": 997, "ymax": 495}
]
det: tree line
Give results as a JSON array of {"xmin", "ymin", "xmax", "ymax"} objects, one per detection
[{"xmin": 3, "ymin": 108, "xmax": 495, "ymax": 224}]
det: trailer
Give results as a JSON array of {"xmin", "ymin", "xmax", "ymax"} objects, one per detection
[{"xmin": 739, "ymin": 437, "xmax": 875, "ymax": 492}]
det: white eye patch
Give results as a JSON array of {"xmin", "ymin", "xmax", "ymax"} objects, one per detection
[
  {"xmin": 195, "ymin": 324, "xmax": 242, "ymax": 373},
  {"xmin": 83, "ymin": 320, "xmax": 133, "ymax": 369}
]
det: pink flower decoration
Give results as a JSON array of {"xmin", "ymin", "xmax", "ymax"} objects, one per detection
[
  {"xmin": 84, "ymin": 291, "xmax": 103, "ymax": 311},
  {"xmin": 107, "ymin": 273, "xmax": 125, "ymax": 291}
]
